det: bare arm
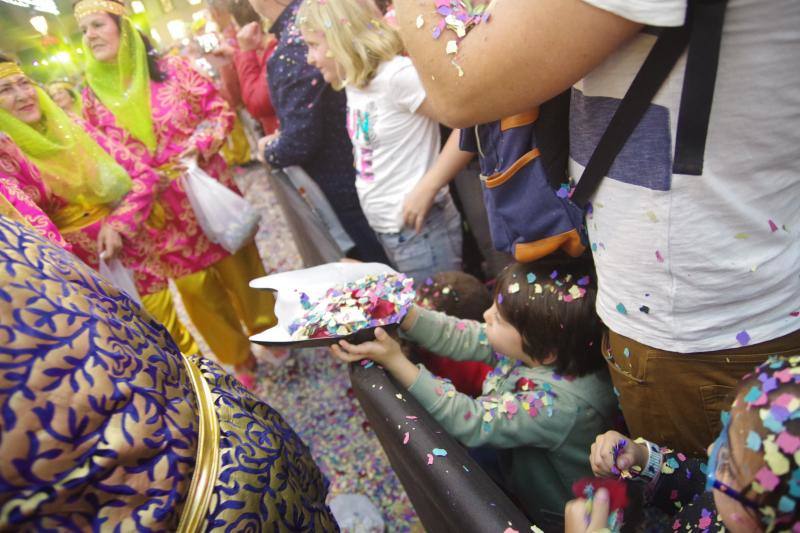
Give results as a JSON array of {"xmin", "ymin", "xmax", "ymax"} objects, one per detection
[
  {"xmin": 402, "ymin": 129, "xmax": 474, "ymax": 232},
  {"xmin": 394, "ymin": 0, "xmax": 642, "ymax": 127}
]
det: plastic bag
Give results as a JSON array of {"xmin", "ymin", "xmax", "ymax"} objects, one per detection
[
  {"xmin": 182, "ymin": 159, "xmax": 261, "ymax": 253},
  {"xmin": 328, "ymin": 494, "xmax": 385, "ymax": 533},
  {"xmin": 99, "ymin": 257, "xmax": 142, "ymax": 304}
]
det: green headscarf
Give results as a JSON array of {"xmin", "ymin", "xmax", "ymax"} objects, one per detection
[
  {"xmin": 83, "ymin": 16, "xmax": 157, "ymax": 153},
  {"xmin": 0, "ymin": 86, "xmax": 132, "ymax": 208}
]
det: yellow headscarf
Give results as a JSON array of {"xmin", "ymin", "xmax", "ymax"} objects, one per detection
[
  {"xmin": 81, "ymin": 13, "xmax": 158, "ymax": 153},
  {"xmin": 0, "ymin": 84, "xmax": 132, "ymax": 208}
]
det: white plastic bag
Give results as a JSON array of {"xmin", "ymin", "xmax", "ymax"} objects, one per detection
[
  {"xmin": 182, "ymin": 159, "xmax": 261, "ymax": 253},
  {"xmin": 99, "ymin": 257, "xmax": 142, "ymax": 304},
  {"xmin": 328, "ymin": 494, "xmax": 385, "ymax": 533}
]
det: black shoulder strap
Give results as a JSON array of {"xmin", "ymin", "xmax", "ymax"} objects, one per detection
[
  {"xmin": 673, "ymin": 0, "xmax": 728, "ymax": 175},
  {"xmin": 571, "ymin": 0, "xmax": 728, "ymax": 207}
]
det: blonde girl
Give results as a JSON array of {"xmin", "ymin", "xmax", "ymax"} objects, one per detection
[{"xmin": 297, "ymin": 0, "xmax": 465, "ymax": 283}]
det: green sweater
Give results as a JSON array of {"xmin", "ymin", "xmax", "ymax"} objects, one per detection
[{"xmin": 404, "ymin": 308, "xmax": 617, "ymax": 518}]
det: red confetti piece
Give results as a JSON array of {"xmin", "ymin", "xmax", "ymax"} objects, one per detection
[
  {"xmin": 403, "ymin": 432, "xmax": 410, "ymax": 445},
  {"xmin": 768, "ymin": 219, "xmax": 778, "ymax": 232}
]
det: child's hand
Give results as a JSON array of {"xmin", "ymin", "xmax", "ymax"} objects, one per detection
[
  {"xmin": 589, "ymin": 431, "xmax": 648, "ymax": 478},
  {"xmin": 331, "ymin": 327, "xmax": 405, "ymax": 368},
  {"xmin": 564, "ymin": 488, "xmax": 610, "ymax": 533}
]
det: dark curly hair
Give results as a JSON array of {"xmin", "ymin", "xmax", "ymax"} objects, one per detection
[{"xmin": 493, "ymin": 261, "xmax": 605, "ymax": 377}]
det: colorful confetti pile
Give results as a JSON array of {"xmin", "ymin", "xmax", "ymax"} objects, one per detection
[
  {"xmin": 289, "ymin": 273, "xmax": 416, "ymax": 340},
  {"xmin": 737, "ymin": 355, "xmax": 800, "ymax": 525}
]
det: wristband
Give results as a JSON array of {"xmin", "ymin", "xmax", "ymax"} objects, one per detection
[{"xmin": 634, "ymin": 437, "xmax": 663, "ymax": 482}]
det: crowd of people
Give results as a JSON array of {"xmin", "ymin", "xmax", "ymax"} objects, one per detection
[{"xmin": 0, "ymin": 0, "xmax": 798, "ymax": 531}]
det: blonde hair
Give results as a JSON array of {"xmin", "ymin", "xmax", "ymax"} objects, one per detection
[{"xmin": 296, "ymin": 0, "xmax": 404, "ymax": 90}]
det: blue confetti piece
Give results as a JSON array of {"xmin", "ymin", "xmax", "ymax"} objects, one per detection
[
  {"xmin": 778, "ymin": 495, "xmax": 796, "ymax": 513},
  {"xmin": 743, "ymin": 386, "xmax": 762, "ymax": 404},
  {"xmin": 666, "ymin": 457, "xmax": 679, "ymax": 470},
  {"xmin": 526, "ymin": 273, "xmax": 536, "ymax": 284},
  {"xmin": 550, "ymin": 270, "xmax": 558, "ymax": 279},
  {"xmin": 432, "ymin": 448, "xmax": 447, "ymax": 457},
  {"xmin": 746, "ymin": 431, "xmax": 762, "ymax": 451},
  {"xmin": 736, "ymin": 330, "xmax": 751, "ymax": 346},
  {"xmin": 616, "ymin": 303, "xmax": 627, "ymax": 315},
  {"xmin": 699, "ymin": 462, "xmax": 709, "ymax": 475},
  {"xmin": 623, "ymin": 348, "xmax": 630, "ymax": 358}
]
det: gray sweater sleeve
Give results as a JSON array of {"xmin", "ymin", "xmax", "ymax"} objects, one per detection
[
  {"xmin": 403, "ymin": 307, "xmax": 494, "ymax": 365},
  {"xmin": 407, "ymin": 367, "xmax": 575, "ymax": 449}
]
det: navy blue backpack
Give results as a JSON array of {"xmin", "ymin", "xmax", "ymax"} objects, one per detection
[{"xmin": 461, "ymin": 0, "xmax": 727, "ymax": 263}]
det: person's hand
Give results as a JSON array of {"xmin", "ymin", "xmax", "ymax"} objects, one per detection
[
  {"xmin": 564, "ymin": 488, "xmax": 611, "ymax": 533},
  {"xmin": 237, "ymin": 22, "xmax": 263, "ymax": 52},
  {"xmin": 589, "ymin": 431, "xmax": 648, "ymax": 478},
  {"xmin": 178, "ymin": 144, "xmax": 199, "ymax": 163},
  {"xmin": 256, "ymin": 131, "xmax": 280, "ymax": 163},
  {"xmin": 330, "ymin": 327, "xmax": 405, "ymax": 368},
  {"xmin": 97, "ymin": 225, "xmax": 123, "ymax": 261},
  {"xmin": 204, "ymin": 44, "xmax": 235, "ymax": 68},
  {"xmin": 401, "ymin": 180, "xmax": 438, "ymax": 234}
]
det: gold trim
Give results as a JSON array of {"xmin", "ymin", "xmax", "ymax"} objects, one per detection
[
  {"xmin": 0, "ymin": 63, "xmax": 24, "ymax": 80},
  {"xmin": 74, "ymin": 0, "xmax": 127, "ymax": 21},
  {"xmin": 177, "ymin": 356, "xmax": 221, "ymax": 533}
]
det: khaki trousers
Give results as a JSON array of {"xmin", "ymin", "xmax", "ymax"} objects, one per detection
[{"xmin": 604, "ymin": 327, "xmax": 800, "ymax": 456}]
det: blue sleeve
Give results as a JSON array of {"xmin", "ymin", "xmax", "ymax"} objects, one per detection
[{"xmin": 264, "ymin": 43, "xmax": 327, "ymax": 168}]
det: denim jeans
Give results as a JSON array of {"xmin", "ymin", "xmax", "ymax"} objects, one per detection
[{"xmin": 376, "ymin": 196, "xmax": 463, "ymax": 283}]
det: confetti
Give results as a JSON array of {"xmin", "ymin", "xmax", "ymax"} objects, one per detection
[
  {"xmin": 639, "ymin": 305, "xmax": 650, "ymax": 314},
  {"xmin": 427, "ymin": 453, "xmax": 434, "ymax": 465},
  {"xmin": 746, "ymin": 431, "xmax": 762, "ymax": 451},
  {"xmin": 735, "ymin": 232, "xmax": 750, "ymax": 239},
  {"xmin": 445, "ymin": 40, "xmax": 458, "ymax": 54},
  {"xmin": 616, "ymin": 303, "xmax": 627, "ymax": 315},
  {"xmin": 736, "ymin": 330, "xmax": 751, "ymax": 346},
  {"xmin": 769, "ymin": 219, "xmax": 779, "ymax": 232},
  {"xmin": 288, "ymin": 273, "xmax": 415, "ymax": 340},
  {"xmin": 432, "ymin": 448, "xmax": 448, "ymax": 457},
  {"xmin": 755, "ymin": 466, "xmax": 780, "ymax": 491},
  {"xmin": 403, "ymin": 432, "xmax": 410, "ymax": 444},
  {"xmin": 508, "ymin": 282, "xmax": 520, "ymax": 294},
  {"xmin": 655, "ymin": 250, "xmax": 665, "ymax": 263},
  {"xmin": 646, "ymin": 210, "xmax": 658, "ymax": 222},
  {"xmin": 415, "ymin": 14, "xmax": 424, "ymax": 28},
  {"xmin": 526, "ymin": 273, "xmax": 537, "ymax": 284}
]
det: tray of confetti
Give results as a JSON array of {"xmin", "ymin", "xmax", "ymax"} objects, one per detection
[{"xmin": 249, "ymin": 262, "xmax": 416, "ymax": 347}]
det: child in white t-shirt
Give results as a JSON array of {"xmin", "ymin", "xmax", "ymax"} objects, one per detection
[{"xmin": 296, "ymin": 0, "xmax": 466, "ymax": 282}]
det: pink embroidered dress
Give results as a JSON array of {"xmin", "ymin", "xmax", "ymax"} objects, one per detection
[
  {"xmin": 82, "ymin": 56, "xmax": 237, "ymax": 280},
  {"xmin": 0, "ymin": 126, "xmax": 167, "ymax": 295},
  {"xmin": 0, "ymin": 133, "xmax": 70, "ymax": 250}
]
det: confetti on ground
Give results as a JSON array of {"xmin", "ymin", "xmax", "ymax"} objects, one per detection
[{"xmin": 172, "ymin": 165, "xmax": 419, "ymax": 531}]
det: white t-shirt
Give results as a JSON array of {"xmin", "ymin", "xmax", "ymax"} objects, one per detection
[
  {"xmin": 345, "ymin": 56, "xmax": 442, "ymax": 233},
  {"xmin": 571, "ymin": 0, "xmax": 800, "ymax": 352}
]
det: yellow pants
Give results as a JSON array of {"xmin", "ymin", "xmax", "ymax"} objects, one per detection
[
  {"xmin": 141, "ymin": 289, "xmax": 201, "ymax": 356},
  {"xmin": 174, "ymin": 242, "xmax": 276, "ymax": 365}
]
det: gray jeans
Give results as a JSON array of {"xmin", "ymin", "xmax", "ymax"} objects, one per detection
[{"xmin": 376, "ymin": 195, "xmax": 463, "ymax": 283}]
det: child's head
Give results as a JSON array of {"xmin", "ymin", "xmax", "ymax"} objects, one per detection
[
  {"xmin": 708, "ymin": 355, "xmax": 799, "ymax": 533},
  {"xmin": 416, "ymin": 271, "xmax": 491, "ymax": 322},
  {"xmin": 296, "ymin": 0, "xmax": 403, "ymax": 90},
  {"xmin": 487, "ymin": 262, "xmax": 605, "ymax": 377}
]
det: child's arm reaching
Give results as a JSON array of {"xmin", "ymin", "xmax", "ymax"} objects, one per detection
[
  {"xmin": 333, "ymin": 330, "xmax": 568, "ymax": 450},
  {"xmin": 399, "ymin": 305, "xmax": 495, "ymax": 365}
]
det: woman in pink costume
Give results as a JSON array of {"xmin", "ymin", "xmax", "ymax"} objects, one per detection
[
  {"xmin": 0, "ymin": 59, "xmax": 199, "ymax": 354},
  {"xmin": 76, "ymin": 0, "xmax": 276, "ymax": 375}
]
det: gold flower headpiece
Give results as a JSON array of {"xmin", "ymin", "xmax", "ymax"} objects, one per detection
[{"xmin": 74, "ymin": 0, "xmax": 127, "ymax": 21}]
